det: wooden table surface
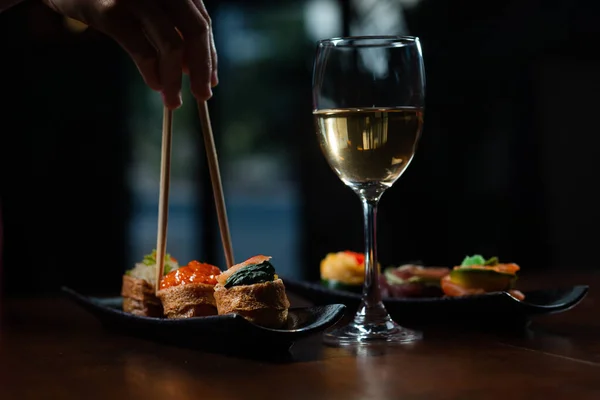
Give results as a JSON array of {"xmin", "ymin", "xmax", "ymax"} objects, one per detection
[{"xmin": 1, "ymin": 271, "xmax": 599, "ymax": 400}]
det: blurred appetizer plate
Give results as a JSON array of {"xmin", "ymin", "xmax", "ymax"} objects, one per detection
[
  {"xmin": 282, "ymin": 279, "xmax": 588, "ymax": 328},
  {"xmin": 62, "ymin": 287, "xmax": 345, "ymax": 351}
]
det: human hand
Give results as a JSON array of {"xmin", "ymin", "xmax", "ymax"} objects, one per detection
[{"xmin": 42, "ymin": 0, "xmax": 218, "ymax": 109}]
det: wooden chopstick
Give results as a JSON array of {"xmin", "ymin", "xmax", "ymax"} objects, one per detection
[
  {"xmin": 196, "ymin": 101, "xmax": 235, "ymax": 269},
  {"xmin": 155, "ymin": 106, "xmax": 173, "ymax": 295}
]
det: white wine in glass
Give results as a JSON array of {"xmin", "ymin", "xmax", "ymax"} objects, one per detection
[
  {"xmin": 312, "ymin": 36, "xmax": 425, "ymax": 346},
  {"xmin": 314, "ymin": 107, "xmax": 422, "ymax": 187}
]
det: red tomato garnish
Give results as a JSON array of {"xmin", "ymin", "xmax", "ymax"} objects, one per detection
[
  {"xmin": 344, "ymin": 251, "xmax": 365, "ymax": 265},
  {"xmin": 159, "ymin": 260, "xmax": 221, "ymax": 289}
]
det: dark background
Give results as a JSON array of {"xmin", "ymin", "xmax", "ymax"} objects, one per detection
[{"xmin": 1, "ymin": 0, "xmax": 599, "ymax": 297}]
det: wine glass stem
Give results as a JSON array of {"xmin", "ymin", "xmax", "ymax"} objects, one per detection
[{"xmin": 361, "ymin": 197, "xmax": 381, "ymax": 307}]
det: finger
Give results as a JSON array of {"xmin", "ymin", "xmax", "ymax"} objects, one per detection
[
  {"xmin": 177, "ymin": 29, "xmax": 191, "ymax": 75},
  {"xmin": 191, "ymin": 0, "xmax": 219, "ymax": 87},
  {"xmin": 181, "ymin": 35, "xmax": 215, "ymax": 89},
  {"xmin": 131, "ymin": 1, "xmax": 184, "ymax": 109},
  {"xmin": 164, "ymin": 0, "xmax": 212, "ymax": 100},
  {"xmin": 102, "ymin": 20, "xmax": 162, "ymax": 91},
  {"xmin": 208, "ymin": 29, "xmax": 218, "ymax": 87},
  {"xmin": 173, "ymin": 28, "xmax": 191, "ymax": 75}
]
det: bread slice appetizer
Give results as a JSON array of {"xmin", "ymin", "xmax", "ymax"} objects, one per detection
[
  {"xmin": 157, "ymin": 260, "xmax": 222, "ymax": 318},
  {"xmin": 121, "ymin": 250, "xmax": 179, "ymax": 317},
  {"xmin": 214, "ymin": 255, "xmax": 290, "ymax": 328},
  {"xmin": 441, "ymin": 254, "xmax": 525, "ymax": 300}
]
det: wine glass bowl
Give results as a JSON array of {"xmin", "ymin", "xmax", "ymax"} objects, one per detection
[
  {"xmin": 314, "ymin": 107, "xmax": 423, "ymax": 193},
  {"xmin": 312, "ymin": 36, "xmax": 425, "ymax": 346}
]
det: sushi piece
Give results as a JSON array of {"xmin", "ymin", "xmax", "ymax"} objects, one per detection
[
  {"xmin": 156, "ymin": 260, "xmax": 222, "ymax": 318},
  {"xmin": 320, "ymin": 250, "xmax": 384, "ymax": 293},
  {"xmin": 320, "ymin": 251, "xmax": 366, "ymax": 293},
  {"xmin": 440, "ymin": 254, "xmax": 525, "ymax": 300},
  {"xmin": 380, "ymin": 264, "xmax": 450, "ymax": 298},
  {"xmin": 214, "ymin": 255, "xmax": 290, "ymax": 328},
  {"xmin": 121, "ymin": 250, "xmax": 179, "ymax": 317}
]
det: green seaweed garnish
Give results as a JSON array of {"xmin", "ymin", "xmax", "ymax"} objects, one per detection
[{"xmin": 224, "ymin": 261, "xmax": 276, "ymax": 288}]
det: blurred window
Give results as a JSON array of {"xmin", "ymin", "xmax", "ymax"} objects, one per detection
[
  {"xmin": 126, "ymin": 0, "xmax": 343, "ymax": 276},
  {"xmin": 126, "ymin": 76, "xmax": 203, "ymax": 266}
]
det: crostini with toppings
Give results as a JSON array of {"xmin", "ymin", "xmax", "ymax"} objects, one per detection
[
  {"xmin": 320, "ymin": 251, "xmax": 366, "ymax": 293},
  {"xmin": 380, "ymin": 264, "xmax": 450, "ymax": 298},
  {"xmin": 441, "ymin": 255, "xmax": 525, "ymax": 300}
]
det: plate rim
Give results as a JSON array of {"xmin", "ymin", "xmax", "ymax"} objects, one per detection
[
  {"xmin": 61, "ymin": 286, "xmax": 347, "ymax": 337},
  {"xmin": 281, "ymin": 277, "xmax": 589, "ymax": 311}
]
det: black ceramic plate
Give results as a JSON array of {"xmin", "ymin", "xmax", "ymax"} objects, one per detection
[
  {"xmin": 62, "ymin": 287, "xmax": 345, "ymax": 351},
  {"xmin": 282, "ymin": 279, "xmax": 588, "ymax": 328}
]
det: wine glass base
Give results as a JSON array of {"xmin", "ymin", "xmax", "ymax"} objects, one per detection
[{"xmin": 323, "ymin": 317, "xmax": 422, "ymax": 347}]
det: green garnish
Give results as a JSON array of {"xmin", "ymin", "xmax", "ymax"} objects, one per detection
[
  {"xmin": 460, "ymin": 254, "xmax": 499, "ymax": 267},
  {"xmin": 142, "ymin": 249, "xmax": 177, "ymax": 274},
  {"xmin": 142, "ymin": 249, "xmax": 173, "ymax": 265},
  {"xmin": 484, "ymin": 256, "xmax": 499, "ymax": 266},
  {"xmin": 224, "ymin": 261, "xmax": 276, "ymax": 289}
]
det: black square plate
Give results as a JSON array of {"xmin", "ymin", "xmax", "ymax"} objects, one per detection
[{"xmin": 62, "ymin": 287, "xmax": 346, "ymax": 352}]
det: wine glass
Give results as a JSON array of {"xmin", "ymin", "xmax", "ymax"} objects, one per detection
[{"xmin": 312, "ymin": 36, "xmax": 425, "ymax": 346}]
